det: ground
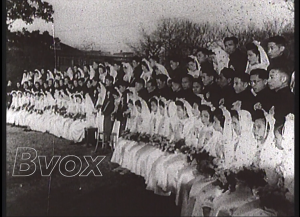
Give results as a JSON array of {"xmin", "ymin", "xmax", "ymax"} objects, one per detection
[{"xmin": 6, "ymin": 125, "xmax": 180, "ymax": 216}]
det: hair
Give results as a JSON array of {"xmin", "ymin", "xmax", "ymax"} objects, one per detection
[
  {"xmin": 117, "ymin": 80, "xmax": 129, "ymax": 88},
  {"xmin": 202, "ymin": 66, "xmax": 218, "ymax": 79},
  {"xmin": 156, "ymin": 74, "xmax": 168, "ymax": 82},
  {"xmin": 274, "ymin": 124, "xmax": 284, "ymax": 135},
  {"xmin": 246, "ymin": 42, "xmax": 260, "ymax": 57},
  {"xmin": 252, "ymin": 109, "xmax": 266, "ymax": 123},
  {"xmin": 135, "ymin": 78, "xmax": 146, "ymax": 87},
  {"xmin": 171, "ymin": 76, "xmax": 182, "ymax": 85},
  {"xmin": 196, "ymin": 47, "xmax": 211, "ymax": 56},
  {"xmin": 182, "ymin": 74, "xmax": 194, "ymax": 83},
  {"xmin": 149, "ymin": 55, "xmax": 159, "ymax": 62},
  {"xmin": 220, "ymin": 67, "xmax": 235, "ymax": 79},
  {"xmin": 269, "ymin": 67, "xmax": 292, "ymax": 83},
  {"xmin": 175, "ymin": 100, "xmax": 185, "ymax": 111},
  {"xmin": 132, "ymin": 56, "xmax": 141, "ymax": 63},
  {"xmin": 199, "ymin": 105, "xmax": 214, "ymax": 122},
  {"xmin": 105, "ymin": 75, "xmax": 114, "ymax": 82},
  {"xmin": 141, "ymin": 61, "xmax": 150, "ymax": 71},
  {"xmin": 268, "ymin": 36, "xmax": 286, "ymax": 47},
  {"xmin": 169, "ymin": 56, "xmax": 180, "ymax": 63},
  {"xmin": 128, "ymin": 99, "xmax": 133, "ymax": 105},
  {"xmin": 229, "ymin": 109, "xmax": 239, "ymax": 120},
  {"xmin": 110, "ymin": 88, "xmax": 120, "ymax": 97},
  {"xmin": 192, "ymin": 77, "xmax": 204, "ymax": 87},
  {"xmin": 147, "ymin": 79, "xmax": 157, "ymax": 87},
  {"xmin": 234, "ymin": 72, "xmax": 250, "ymax": 83},
  {"xmin": 186, "ymin": 57, "xmax": 196, "ymax": 64},
  {"xmin": 250, "ymin": 69, "xmax": 269, "ymax": 80},
  {"xmin": 212, "ymin": 108, "xmax": 225, "ymax": 128},
  {"xmin": 224, "ymin": 36, "xmax": 238, "ymax": 45},
  {"xmin": 149, "ymin": 97, "xmax": 158, "ymax": 108},
  {"xmin": 158, "ymin": 100, "xmax": 165, "ymax": 108},
  {"xmin": 135, "ymin": 100, "xmax": 142, "ymax": 108}
]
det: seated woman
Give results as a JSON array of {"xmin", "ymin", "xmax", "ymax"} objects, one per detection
[
  {"xmin": 119, "ymin": 98, "xmax": 151, "ymax": 173},
  {"xmin": 180, "ymin": 105, "xmax": 228, "ymax": 216},
  {"xmin": 145, "ymin": 99, "xmax": 193, "ymax": 196},
  {"xmin": 68, "ymin": 93, "xmax": 87, "ymax": 143},
  {"xmin": 143, "ymin": 99, "xmax": 177, "ymax": 182},
  {"xmin": 133, "ymin": 96, "xmax": 162, "ymax": 176},
  {"xmin": 111, "ymin": 98, "xmax": 150, "ymax": 174}
]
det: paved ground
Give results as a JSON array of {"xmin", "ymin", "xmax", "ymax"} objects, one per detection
[{"xmin": 6, "ymin": 125, "xmax": 180, "ymax": 216}]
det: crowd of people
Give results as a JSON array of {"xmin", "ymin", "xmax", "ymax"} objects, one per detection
[{"xmin": 6, "ymin": 35, "xmax": 294, "ymax": 216}]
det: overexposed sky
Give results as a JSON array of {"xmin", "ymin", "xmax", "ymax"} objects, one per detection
[{"xmin": 9, "ymin": 0, "xmax": 294, "ymax": 52}]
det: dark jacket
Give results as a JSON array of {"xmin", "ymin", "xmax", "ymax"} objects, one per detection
[
  {"xmin": 157, "ymin": 86, "xmax": 174, "ymax": 100},
  {"xmin": 234, "ymin": 86, "xmax": 256, "ymax": 114},
  {"xmin": 228, "ymin": 49, "xmax": 248, "ymax": 73},
  {"xmin": 268, "ymin": 54, "xmax": 294, "ymax": 73},
  {"xmin": 102, "ymin": 88, "xmax": 115, "ymax": 116},
  {"xmin": 271, "ymin": 86, "xmax": 294, "ymax": 127},
  {"xmin": 254, "ymin": 87, "xmax": 275, "ymax": 112}
]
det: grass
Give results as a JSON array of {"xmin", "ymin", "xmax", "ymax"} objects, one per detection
[{"xmin": 6, "ymin": 125, "xmax": 180, "ymax": 216}]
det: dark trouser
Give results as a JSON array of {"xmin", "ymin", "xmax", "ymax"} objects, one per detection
[
  {"xmin": 103, "ymin": 115, "xmax": 114, "ymax": 145},
  {"xmin": 119, "ymin": 118, "xmax": 127, "ymax": 136}
]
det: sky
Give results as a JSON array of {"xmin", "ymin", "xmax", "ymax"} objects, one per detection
[{"xmin": 9, "ymin": 0, "xmax": 294, "ymax": 53}]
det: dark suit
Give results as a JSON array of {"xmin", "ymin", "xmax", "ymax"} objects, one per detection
[{"xmin": 102, "ymin": 88, "xmax": 115, "ymax": 144}]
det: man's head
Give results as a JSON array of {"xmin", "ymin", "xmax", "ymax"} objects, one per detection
[
  {"xmin": 135, "ymin": 78, "xmax": 145, "ymax": 92},
  {"xmin": 268, "ymin": 67, "xmax": 291, "ymax": 91},
  {"xmin": 78, "ymin": 78, "xmax": 84, "ymax": 87},
  {"xmin": 250, "ymin": 69, "xmax": 269, "ymax": 93},
  {"xmin": 171, "ymin": 77, "xmax": 182, "ymax": 92},
  {"xmin": 217, "ymin": 67, "xmax": 235, "ymax": 88},
  {"xmin": 132, "ymin": 56, "xmax": 141, "ymax": 68},
  {"xmin": 169, "ymin": 56, "xmax": 180, "ymax": 70},
  {"xmin": 233, "ymin": 73, "xmax": 250, "ymax": 93},
  {"xmin": 105, "ymin": 75, "xmax": 114, "ymax": 87},
  {"xmin": 181, "ymin": 74, "xmax": 193, "ymax": 90},
  {"xmin": 224, "ymin": 36, "xmax": 239, "ymax": 55},
  {"xmin": 146, "ymin": 79, "xmax": 156, "ymax": 93},
  {"xmin": 196, "ymin": 48, "xmax": 210, "ymax": 64},
  {"xmin": 200, "ymin": 67, "xmax": 217, "ymax": 87},
  {"xmin": 149, "ymin": 56, "xmax": 159, "ymax": 68},
  {"xmin": 192, "ymin": 78, "xmax": 203, "ymax": 95},
  {"xmin": 156, "ymin": 74, "xmax": 168, "ymax": 90},
  {"xmin": 267, "ymin": 36, "xmax": 286, "ymax": 59}
]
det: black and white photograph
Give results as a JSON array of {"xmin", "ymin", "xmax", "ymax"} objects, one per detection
[{"xmin": 5, "ymin": 0, "xmax": 295, "ymax": 216}]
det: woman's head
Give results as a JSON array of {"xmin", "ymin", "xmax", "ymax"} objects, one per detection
[
  {"xmin": 192, "ymin": 101, "xmax": 201, "ymax": 117},
  {"xmin": 252, "ymin": 110, "xmax": 267, "ymax": 142},
  {"xmin": 149, "ymin": 97, "xmax": 158, "ymax": 113},
  {"xmin": 192, "ymin": 78, "xmax": 203, "ymax": 95},
  {"xmin": 158, "ymin": 100, "xmax": 165, "ymax": 116},
  {"xmin": 76, "ymin": 95, "xmax": 82, "ymax": 103},
  {"xmin": 212, "ymin": 108, "xmax": 225, "ymax": 132},
  {"xmin": 187, "ymin": 57, "xmax": 198, "ymax": 71},
  {"xmin": 246, "ymin": 43, "xmax": 260, "ymax": 65},
  {"xmin": 141, "ymin": 61, "xmax": 150, "ymax": 72},
  {"xmin": 230, "ymin": 110, "xmax": 241, "ymax": 135},
  {"xmin": 199, "ymin": 105, "xmax": 213, "ymax": 126},
  {"xmin": 135, "ymin": 100, "xmax": 142, "ymax": 113},
  {"xmin": 175, "ymin": 100, "xmax": 188, "ymax": 119},
  {"xmin": 128, "ymin": 99, "xmax": 134, "ymax": 109}
]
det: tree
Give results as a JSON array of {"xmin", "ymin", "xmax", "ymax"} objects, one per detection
[{"xmin": 6, "ymin": 0, "xmax": 54, "ymax": 29}]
